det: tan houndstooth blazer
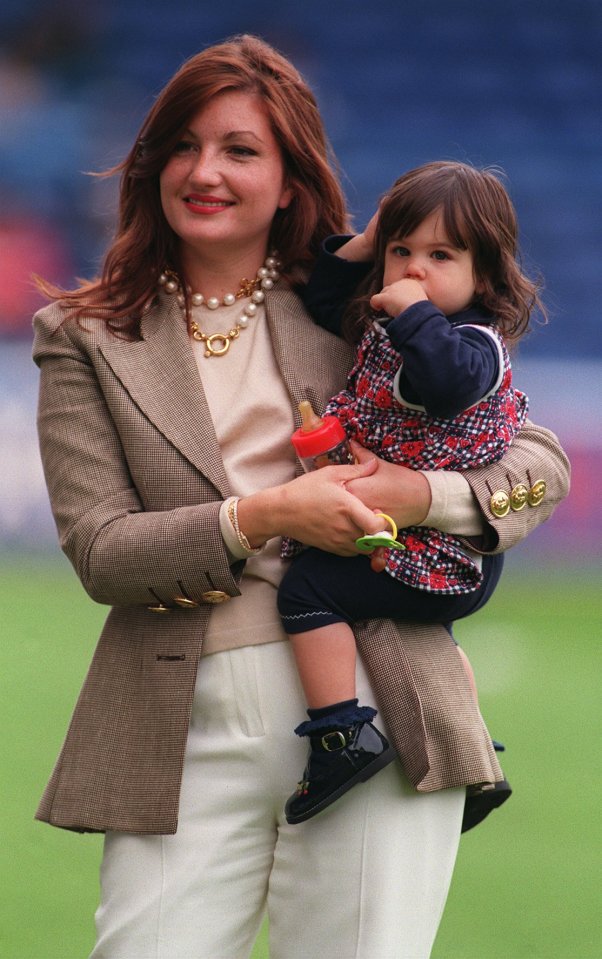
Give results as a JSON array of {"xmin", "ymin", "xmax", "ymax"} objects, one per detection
[{"xmin": 32, "ymin": 286, "xmax": 570, "ymax": 834}]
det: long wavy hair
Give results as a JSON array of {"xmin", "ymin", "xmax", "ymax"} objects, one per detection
[
  {"xmin": 37, "ymin": 34, "xmax": 350, "ymax": 336},
  {"xmin": 346, "ymin": 161, "xmax": 546, "ymax": 346}
]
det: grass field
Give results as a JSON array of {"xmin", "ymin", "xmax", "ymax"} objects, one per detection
[{"xmin": 1, "ymin": 553, "xmax": 600, "ymax": 959}]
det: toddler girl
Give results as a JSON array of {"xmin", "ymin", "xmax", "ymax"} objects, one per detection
[{"xmin": 278, "ymin": 161, "xmax": 544, "ymax": 824}]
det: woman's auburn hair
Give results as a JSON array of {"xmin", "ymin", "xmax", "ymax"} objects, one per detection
[
  {"xmin": 37, "ymin": 34, "xmax": 350, "ymax": 335},
  {"xmin": 346, "ymin": 160, "xmax": 546, "ymax": 346}
]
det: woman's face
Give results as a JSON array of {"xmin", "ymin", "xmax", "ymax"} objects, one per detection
[{"xmin": 159, "ymin": 90, "xmax": 293, "ymax": 264}]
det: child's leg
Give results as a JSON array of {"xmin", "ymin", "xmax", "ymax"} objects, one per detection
[
  {"xmin": 279, "ymin": 547, "xmax": 488, "ymax": 714},
  {"xmin": 278, "ymin": 550, "xmax": 396, "ymax": 824},
  {"xmin": 278, "ymin": 549, "xmax": 505, "ymax": 825},
  {"xmin": 290, "ymin": 623, "xmax": 357, "ymax": 708},
  {"xmin": 278, "ymin": 548, "xmax": 374, "ymax": 713},
  {"xmin": 279, "ymin": 550, "xmax": 382, "ymax": 724}
]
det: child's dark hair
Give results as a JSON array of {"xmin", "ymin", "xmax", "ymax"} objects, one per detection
[{"xmin": 347, "ymin": 161, "xmax": 546, "ymax": 345}]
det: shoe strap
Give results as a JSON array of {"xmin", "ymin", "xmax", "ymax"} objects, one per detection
[
  {"xmin": 310, "ymin": 728, "xmax": 354, "ymax": 752},
  {"xmin": 295, "ymin": 705, "xmax": 376, "ymax": 738}
]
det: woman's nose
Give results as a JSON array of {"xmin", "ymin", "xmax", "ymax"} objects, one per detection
[{"xmin": 189, "ymin": 150, "xmax": 222, "ymax": 186}]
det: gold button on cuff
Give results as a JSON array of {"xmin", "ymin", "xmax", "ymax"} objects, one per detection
[
  {"xmin": 528, "ymin": 480, "xmax": 547, "ymax": 507},
  {"xmin": 490, "ymin": 490, "xmax": 510, "ymax": 518},
  {"xmin": 147, "ymin": 604, "xmax": 171, "ymax": 614},
  {"xmin": 173, "ymin": 596, "xmax": 199, "ymax": 609},
  {"xmin": 200, "ymin": 590, "xmax": 230, "ymax": 604},
  {"xmin": 510, "ymin": 483, "xmax": 529, "ymax": 512}
]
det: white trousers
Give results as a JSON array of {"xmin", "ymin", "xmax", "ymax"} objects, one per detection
[{"xmin": 92, "ymin": 641, "xmax": 464, "ymax": 959}]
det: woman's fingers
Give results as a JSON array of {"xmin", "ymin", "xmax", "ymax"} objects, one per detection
[
  {"xmin": 346, "ymin": 441, "xmax": 431, "ymax": 526},
  {"xmin": 237, "ymin": 451, "xmax": 397, "ymax": 555}
]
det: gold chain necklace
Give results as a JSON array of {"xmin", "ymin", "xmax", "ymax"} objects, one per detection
[{"xmin": 159, "ymin": 254, "xmax": 280, "ymax": 357}]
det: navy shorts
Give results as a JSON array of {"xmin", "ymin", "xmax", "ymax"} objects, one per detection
[{"xmin": 277, "ymin": 547, "xmax": 503, "ymax": 635}]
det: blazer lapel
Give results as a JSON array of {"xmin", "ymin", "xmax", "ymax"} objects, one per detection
[
  {"xmin": 99, "ymin": 295, "xmax": 231, "ymax": 498},
  {"xmin": 266, "ymin": 285, "xmax": 354, "ymax": 427},
  {"xmin": 98, "ymin": 286, "xmax": 353, "ymax": 496},
  {"xmin": 265, "ymin": 285, "xmax": 308, "ymax": 404}
]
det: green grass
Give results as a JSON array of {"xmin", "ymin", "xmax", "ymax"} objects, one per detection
[
  {"xmin": 432, "ymin": 565, "xmax": 601, "ymax": 959},
  {"xmin": 1, "ymin": 554, "xmax": 599, "ymax": 959}
]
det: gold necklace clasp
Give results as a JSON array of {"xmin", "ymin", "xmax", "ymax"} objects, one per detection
[
  {"xmin": 201, "ymin": 329, "xmax": 241, "ymax": 357},
  {"xmin": 190, "ymin": 317, "xmax": 245, "ymax": 356}
]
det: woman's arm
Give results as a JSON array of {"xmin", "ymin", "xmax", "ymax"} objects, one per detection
[
  {"xmin": 237, "ymin": 418, "xmax": 570, "ymax": 561},
  {"xmin": 461, "ymin": 418, "xmax": 571, "ymax": 552},
  {"xmin": 34, "ymin": 307, "xmax": 385, "ymax": 607},
  {"xmin": 35, "ymin": 368, "xmax": 236, "ymax": 609},
  {"xmin": 345, "ymin": 423, "xmax": 570, "ymax": 554},
  {"xmin": 236, "ymin": 460, "xmax": 385, "ymax": 554},
  {"xmin": 33, "ymin": 308, "xmax": 250, "ymax": 608}
]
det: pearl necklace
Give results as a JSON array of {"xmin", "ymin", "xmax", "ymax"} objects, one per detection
[{"xmin": 159, "ymin": 254, "xmax": 280, "ymax": 357}]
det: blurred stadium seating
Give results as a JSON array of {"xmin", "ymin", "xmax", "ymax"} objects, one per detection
[{"xmin": 1, "ymin": 0, "xmax": 600, "ymax": 557}]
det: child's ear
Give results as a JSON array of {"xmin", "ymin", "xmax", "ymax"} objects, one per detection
[{"xmin": 474, "ymin": 274, "xmax": 486, "ymax": 296}]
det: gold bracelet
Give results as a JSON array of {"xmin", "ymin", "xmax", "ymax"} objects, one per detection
[{"xmin": 227, "ymin": 497, "xmax": 263, "ymax": 555}]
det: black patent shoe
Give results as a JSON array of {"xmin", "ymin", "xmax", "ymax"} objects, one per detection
[
  {"xmin": 462, "ymin": 778, "xmax": 512, "ymax": 833},
  {"xmin": 285, "ymin": 720, "xmax": 396, "ymax": 824}
]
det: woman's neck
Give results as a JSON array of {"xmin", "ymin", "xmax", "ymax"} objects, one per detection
[{"xmin": 180, "ymin": 245, "xmax": 270, "ymax": 299}]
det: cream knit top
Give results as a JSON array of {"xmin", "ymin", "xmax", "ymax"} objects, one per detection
[{"xmin": 189, "ymin": 298, "xmax": 483, "ymax": 657}]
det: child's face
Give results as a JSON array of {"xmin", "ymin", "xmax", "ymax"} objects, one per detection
[{"xmin": 382, "ymin": 209, "xmax": 480, "ymax": 316}]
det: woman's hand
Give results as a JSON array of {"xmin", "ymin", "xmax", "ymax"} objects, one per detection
[
  {"xmin": 236, "ymin": 458, "xmax": 386, "ymax": 555},
  {"xmin": 344, "ymin": 442, "xmax": 432, "ymax": 528}
]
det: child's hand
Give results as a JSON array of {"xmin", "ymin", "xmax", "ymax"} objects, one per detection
[
  {"xmin": 370, "ymin": 278, "xmax": 428, "ymax": 317},
  {"xmin": 361, "ymin": 210, "xmax": 379, "ymax": 252},
  {"xmin": 334, "ymin": 210, "xmax": 380, "ymax": 262}
]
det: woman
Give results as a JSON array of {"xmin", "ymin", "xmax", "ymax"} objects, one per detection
[{"xmin": 33, "ymin": 35, "xmax": 570, "ymax": 959}]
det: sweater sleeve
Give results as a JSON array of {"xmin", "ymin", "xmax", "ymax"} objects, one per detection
[
  {"xmin": 386, "ymin": 301, "xmax": 501, "ymax": 418},
  {"xmin": 302, "ymin": 235, "xmax": 372, "ymax": 335}
]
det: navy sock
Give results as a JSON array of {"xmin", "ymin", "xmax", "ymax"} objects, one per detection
[
  {"xmin": 295, "ymin": 699, "xmax": 377, "ymax": 737},
  {"xmin": 307, "ymin": 699, "xmax": 359, "ymax": 722}
]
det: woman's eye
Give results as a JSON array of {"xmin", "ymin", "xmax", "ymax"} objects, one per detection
[
  {"xmin": 229, "ymin": 145, "xmax": 257, "ymax": 158},
  {"xmin": 173, "ymin": 140, "xmax": 197, "ymax": 155}
]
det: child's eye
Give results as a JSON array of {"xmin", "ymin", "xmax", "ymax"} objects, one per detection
[
  {"xmin": 431, "ymin": 250, "xmax": 450, "ymax": 261},
  {"xmin": 391, "ymin": 245, "xmax": 410, "ymax": 257}
]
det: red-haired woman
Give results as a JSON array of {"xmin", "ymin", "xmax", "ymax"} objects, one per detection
[{"xmin": 33, "ymin": 35, "xmax": 569, "ymax": 959}]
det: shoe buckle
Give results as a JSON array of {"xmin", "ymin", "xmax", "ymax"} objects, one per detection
[{"xmin": 321, "ymin": 730, "xmax": 347, "ymax": 752}]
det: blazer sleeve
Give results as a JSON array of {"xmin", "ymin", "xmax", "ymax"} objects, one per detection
[
  {"xmin": 33, "ymin": 305, "xmax": 243, "ymax": 609},
  {"xmin": 462, "ymin": 418, "xmax": 571, "ymax": 553}
]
